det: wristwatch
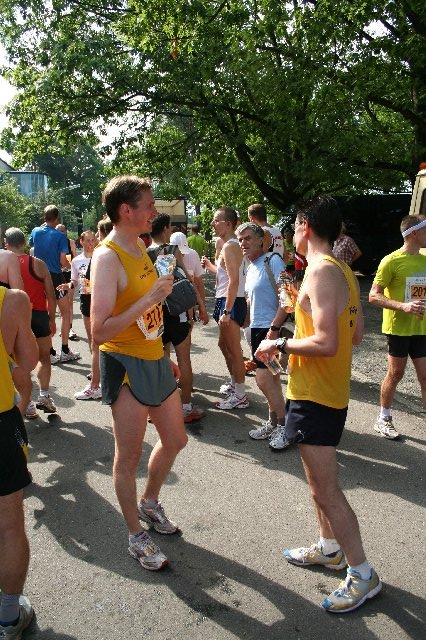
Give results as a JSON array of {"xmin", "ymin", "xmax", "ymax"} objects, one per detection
[
  {"xmin": 270, "ymin": 325, "xmax": 281, "ymax": 332},
  {"xmin": 222, "ymin": 309, "xmax": 231, "ymax": 315},
  {"xmin": 275, "ymin": 337, "xmax": 288, "ymax": 353}
]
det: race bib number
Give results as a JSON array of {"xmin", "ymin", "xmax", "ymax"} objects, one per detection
[
  {"xmin": 136, "ymin": 302, "xmax": 164, "ymax": 340},
  {"xmin": 405, "ymin": 276, "xmax": 426, "ymax": 303}
]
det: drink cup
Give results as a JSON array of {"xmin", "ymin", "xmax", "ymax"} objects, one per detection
[{"xmin": 264, "ymin": 355, "xmax": 284, "ymax": 376}]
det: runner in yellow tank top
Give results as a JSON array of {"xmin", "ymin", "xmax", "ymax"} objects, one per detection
[
  {"xmin": 91, "ymin": 176, "xmax": 188, "ymax": 573},
  {"xmin": 0, "ymin": 285, "xmax": 37, "ymax": 636},
  {"xmin": 255, "ymin": 195, "xmax": 381, "ymax": 614}
]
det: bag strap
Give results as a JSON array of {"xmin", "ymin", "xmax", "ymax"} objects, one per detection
[{"xmin": 264, "ymin": 252, "xmax": 280, "ymax": 299}]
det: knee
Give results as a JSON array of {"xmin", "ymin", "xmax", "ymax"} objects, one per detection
[
  {"xmin": 114, "ymin": 449, "xmax": 142, "ymax": 474},
  {"xmin": 174, "ymin": 431, "xmax": 188, "ymax": 452},
  {"xmin": 386, "ymin": 367, "xmax": 405, "ymax": 384}
]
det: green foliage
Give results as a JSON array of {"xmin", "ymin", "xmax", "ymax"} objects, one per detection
[
  {"xmin": 0, "ymin": 1, "xmax": 425, "ymax": 209},
  {"xmin": 0, "ymin": 175, "xmax": 32, "ymax": 234}
]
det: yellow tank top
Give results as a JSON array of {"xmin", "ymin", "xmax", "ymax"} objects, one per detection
[
  {"xmin": 0, "ymin": 287, "xmax": 17, "ymax": 412},
  {"xmin": 287, "ymin": 256, "xmax": 358, "ymax": 409},
  {"xmin": 99, "ymin": 240, "xmax": 164, "ymax": 360}
]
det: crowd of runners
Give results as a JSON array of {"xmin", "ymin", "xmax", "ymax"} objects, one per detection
[{"xmin": 0, "ymin": 175, "xmax": 425, "ymax": 637}]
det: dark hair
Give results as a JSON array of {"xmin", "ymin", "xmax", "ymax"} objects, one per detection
[
  {"xmin": 248, "ymin": 203, "xmax": 267, "ymax": 222},
  {"xmin": 151, "ymin": 213, "xmax": 171, "ymax": 237},
  {"xmin": 217, "ymin": 206, "xmax": 239, "ymax": 229},
  {"xmin": 102, "ymin": 175, "xmax": 152, "ymax": 223},
  {"xmin": 5, "ymin": 227, "xmax": 25, "ymax": 248},
  {"xmin": 44, "ymin": 204, "xmax": 59, "ymax": 222},
  {"xmin": 299, "ymin": 194, "xmax": 342, "ymax": 244},
  {"xmin": 97, "ymin": 216, "xmax": 113, "ymax": 237}
]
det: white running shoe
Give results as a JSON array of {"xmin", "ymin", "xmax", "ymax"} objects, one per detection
[
  {"xmin": 249, "ymin": 420, "xmax": 276, "ymax": 440},
  {"xmin": 269, "ymin": 424, "xmax": 292, "ymax": 450},
  {"xmin": 374, "ymin": 416, "xmax": 399, "ymax": 440},
  {"xmin": 128, "ymin": 531, "xmax": 168, "ymax": 571},
  {"xmin": 60, "ymin": 349, "xmax": 81, "ymax": 362},
  {"xmin": 219, "ymin": 382, "xmax": 234, "ymax": 396},
  {"xmin": 36, "ymin": 394, "xmax": 57, "ymax": 413},
  {"xmin": 25, "ymin": 401, "xmax": 39, "ymax": 419},
  {"xmin": 50, "ymin": 353, "xmax": 60, "ymax": 364},
  {"xmin": 74, "ymin": 385, "xmax": 102, "ymax": 400},
  {"xmin": 215, "ymin": 392, "xmax": 249, "ymax": 410}
]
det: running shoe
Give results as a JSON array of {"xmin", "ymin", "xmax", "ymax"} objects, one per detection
[
  {"xmin": 128, "ymin": 531, "xmax": 168, "ymax": 571},
  {"xmin": 25, "ymin": 401, "xmax": 39, "ymax": 420},
  {"xmin": 215, "ymin": 392, "xmax": 249, "ymax": 410},
  {"xmin": 137, "ymin": 499, "xmax": 179, "ymax": 534},
  {"xmin": 183, "ymin": 404, "xmax": 206, "ymax": 423},
  {"xmin": 249, "ymin": 420, "xmax": 276, "ymax": 440},
  {"xmin": 36, "ymin": 394, "xmax": 57, "ymax": 413},
  {"xmin": 283, "ymin": 543, "xmax": 347, "ymax": 570},
  {"xmin": 69, "ymin": 328, "xmax": 78, "ymax": 341},
  {"xmin": 50, "ymin": 353, "xmax": 61, "ymax": 365},
  {"xmin": 244, "ymin": 358, "xmax": 257, "ymax": 374},
  {"xmin": 74, "ymin": 385, "xmax": 102, "ymax": 400},
  {"xmin": 0, "ymin": 595, "xmax": 34, "ymax": 639},
  {"xmin": 374, "ymin": 416, "xmax": 400, "ymax": 440},
  {"xmin": 219, "ymin": 382, "xmax": 234, "ymax": 396},
  {"xmin": 269, "ymin": 424, "xmax": 292, "ymax": 450},
  {"xmin": 321, "ymin": 567, "xmax": 382, "ymax": 613},
  {"xmin": 59, "ymin": 349, "xmax": 81, "ymax": 362}
]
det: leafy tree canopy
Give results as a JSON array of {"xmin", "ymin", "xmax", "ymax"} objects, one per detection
[{"xmin": 0, "ymin": 0, "xmax": 425, "ymax": 210}]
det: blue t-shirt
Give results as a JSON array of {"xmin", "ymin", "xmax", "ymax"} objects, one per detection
[
  {"xmin": 245, "ymin": 253, "xmax": 285, "ymax": 328},
  {"xmin": 29, "ymin": 225, "xmax": 68, "ymax": 273}
]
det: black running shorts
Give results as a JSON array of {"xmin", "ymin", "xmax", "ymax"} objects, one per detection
[
  {"xmin": 213, "ymin": 296, "xmax": 247, "ymax": 327},
  {"xmin": 31, "ymin": 310, "xmax": 50, "ymax": 338},
  {"xmin": 386, "ymin": 334, "xmax": 426, "ymax": 359},
  {"xmin": 0, "ymin": 406, "xmax": 32, "ymax": 496},
  {"xmin": 50, "ymin": 272, "xmax": 68, "ymax": 300},
  {"xmin": 285, "ymin": 399, "xmax": 347, "ymax": 447}
]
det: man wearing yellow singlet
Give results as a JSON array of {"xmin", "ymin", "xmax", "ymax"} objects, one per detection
[
  {"xmin": 0, "ymin": 285, "xmax": 38, "ymax": 637},
  {"xmin": 91, "ymin": 176, "xmax": 188, "ymax": 572},
  {"xmin": 255, "ymin": 195, "xmax": 382, "ymax": 613}
]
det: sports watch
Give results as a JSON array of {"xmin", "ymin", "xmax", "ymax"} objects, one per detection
[{"xmin": 275, "ymin": 337, "xmax": 288, "ymax": 353}]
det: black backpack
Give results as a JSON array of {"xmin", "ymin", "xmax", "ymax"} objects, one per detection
[{"xmin": 147, "ymin": 244, "xmax": 198, "ymax": 316}]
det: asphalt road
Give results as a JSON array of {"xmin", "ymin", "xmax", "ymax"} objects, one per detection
[{"xmin": 22, "ymin": 276, "xmax": 425, "ymax": 639}]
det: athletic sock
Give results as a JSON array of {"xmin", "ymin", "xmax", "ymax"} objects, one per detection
[
  {"xmin": 319, "ymin": 537, "xmax": 340, "ymax": 555},
  {"xmin": 380, "ymin": 407, "xmax": 391, "ymax": 419},
  {"xmin": 62, "ymin": 344, "xmax": 69, "ymax": 354},
  {"xmin": 0, "ymin": 593, "xmax": 20, "ymax": 626},
  {"xmin": 230, "ymin": 376, "xmax": 236, "ymax": 385},
  {"xmin": 183, "ymin": 403, "xmax": 192, "ymax": 412},
  {"xmin": 349, "ymin": 560, "xmax": 372, "ymax": 580},
  {"xmin": 141, "ymin": 497, "xmax": 157, "ymax": 509},
  {"xmin": 234, "ymin": 382, "xmax": 245, "ymax": 398},
  {"xmin": 129, "ymin": 530, "xmax": 147, "ymax": 543},
  {"xmin": 39, "ymin": 390, "xmax": 49, "ymax": 397}
]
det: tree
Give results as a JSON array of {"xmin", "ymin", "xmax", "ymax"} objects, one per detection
[
  {"xmin": 0, "ymin": 175, "xmax": 32, "ymax": 237},
  {"xmin": 0, "ymin": 1, "xmax": 425, "ymax": 210}
]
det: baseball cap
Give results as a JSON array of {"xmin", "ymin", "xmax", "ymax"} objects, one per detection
[{"xmin": 170, "ymin": 231, "xmax": 190, "ymax": 254}]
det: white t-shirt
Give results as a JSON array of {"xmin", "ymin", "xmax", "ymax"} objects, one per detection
[
  {"xmin": 183, "ymin": 247, "xmax": 204, "ymax": 277},
  {"xmin": 263, "ymin": 225, "xmax": 284, "ymax": 257},
  {"xmin": 71, "ymin": 253, "xmax": 92, "ymax": 294}
]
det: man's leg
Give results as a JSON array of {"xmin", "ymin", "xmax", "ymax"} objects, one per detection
[
  {"xmin": 380, "ymin": 354, "xmax": 407, "ymax": 409},
  {"xmin": 174, "ymin": 333, "xmax": 192, "ymax": 405},
  {"xmin": 0, "ymin": 490, "xmax": 29, "ymax": 595},
  {"xmin": 219, "ymin": 320, "xmax": 245, "ymax": 384},
  {"xmin": 111, "ymin": 385, "xmax": 149, "ymax": 534},
  {"xmin": 35, "ymin": 336, "xmax": 52, "ymax": 392},
  {"xmin": 83, "ymin": 315, "xmax": 92, "ymax": 351},
  {"xmin": 56, "ymin": 295, "xmax": 70, "ymax": 348},
  {"xmin": 145, "ymin": 389, "xmax": 188, "ymax": 501},
  {"xmin": 255, "ymin": 368, "xmax": 285, "ymax": 422},
  {"xmin": 299, "ymin": 444, "xmax": 365, "ymax": 566},
  {"xmin": 412, "ymin": 356, "xmax": 426, "ymax": 404}
]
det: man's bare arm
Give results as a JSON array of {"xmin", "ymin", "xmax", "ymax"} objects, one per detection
[
  {"xmin": 369, "ymin": 282, "xmax": 424, "ymax": 316},
  {"xmin": 352, "ymin": 277, "xmax": 364, "ymax": 345},
  {"xmin": 3, "ymin": 290, "xmax": 38, "ymax": 371},
  {"xmin": 223, "ymin": 241, "xmax": 242, "ymax": 310}
]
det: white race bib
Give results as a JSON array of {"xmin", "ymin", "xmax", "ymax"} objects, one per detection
[
  {"xmin": 136, "ymin": 302, "xmax": 164, "ymax": 340},
  {"xmin": 405, "ymin": 276, "xmax": 426, "ymax": 303}
]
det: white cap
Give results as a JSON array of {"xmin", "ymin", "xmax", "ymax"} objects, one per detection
[{"xmin": 170, "ymin": 231, "xmax": 190, "ymax": 254}]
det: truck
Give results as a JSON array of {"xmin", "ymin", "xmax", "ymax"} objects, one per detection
[{"xmin": 409, "ymin": 168, "xmax": 426, "ymax": 255}]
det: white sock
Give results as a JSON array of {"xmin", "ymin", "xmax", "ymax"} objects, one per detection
[
  {"xmin": 349, "ymin": 560, "xmax": 372, "ymax": 580},
  {"xmin": 234, "ymin": 382, "xmax": 245, "ymax": 398},
  {"xmin": 39, "ymin": 390, "xmax": 49, "ymax": 397},
  {"xmin": 183, "ymin": 403, "xmax": 192, "ymax": 412},
  {"xmin": 319, "ymin": 536, "xmax": 340, "ymax": 555},
  {"xmin": 230, "ymin": 376, "xmax": 236, "ymax": 385},
  {"xmin": 380, "ymin": 407, "xmax": 391, "ymax": 419}
]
